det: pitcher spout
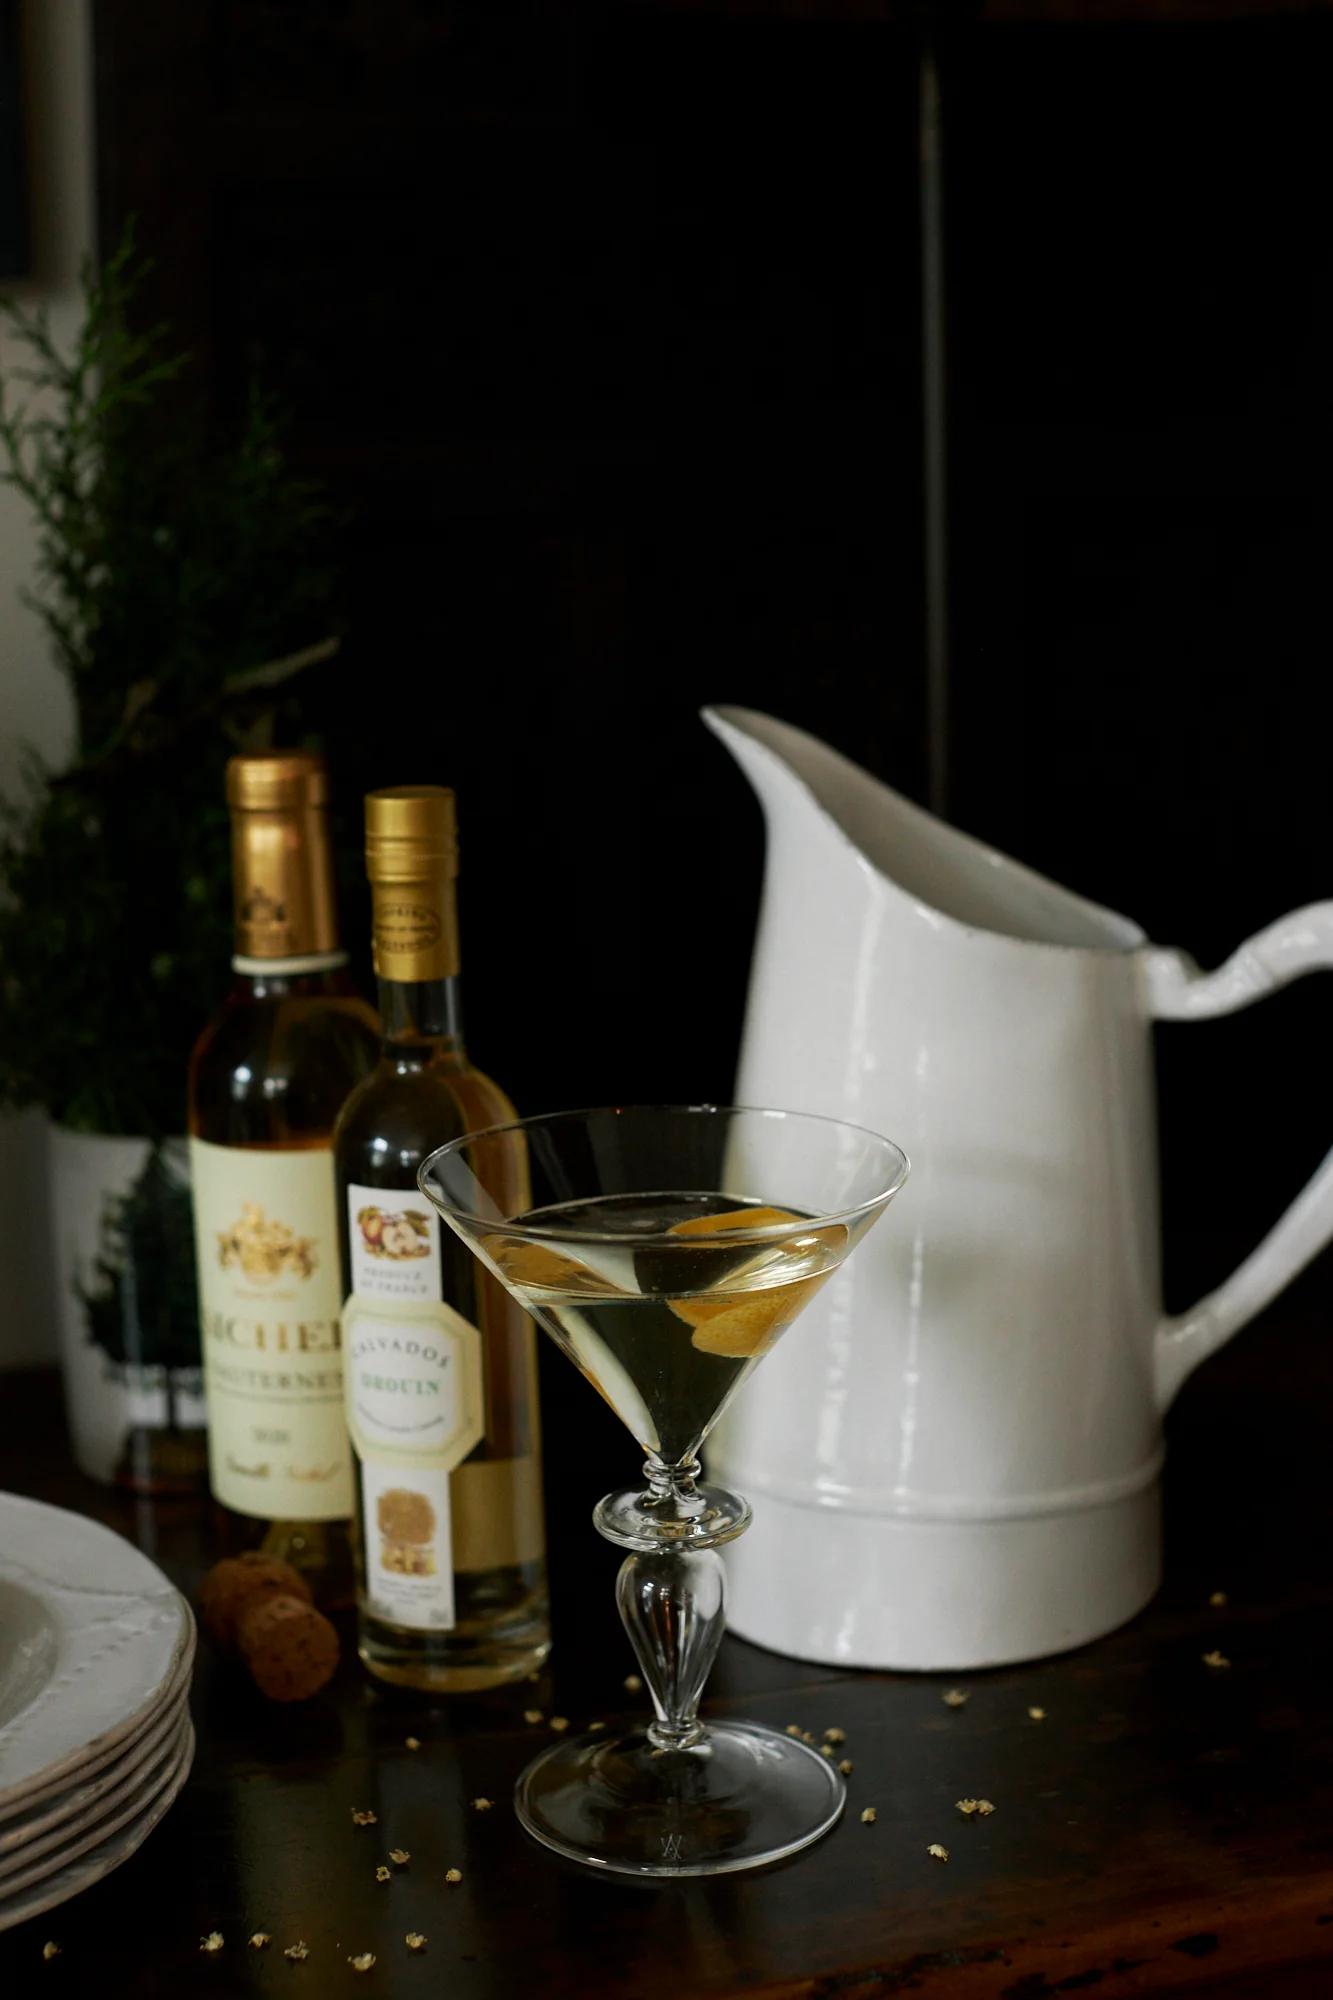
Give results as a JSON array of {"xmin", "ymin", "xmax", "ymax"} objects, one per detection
[{"xmin": 703, "ymin": 705, "xmax": 1143, "ymax": 954}]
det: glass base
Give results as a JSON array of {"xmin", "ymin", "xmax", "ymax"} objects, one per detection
[
  {"xmin": 515, "ymin": 1720, "xmax": 845, "ymax": 1877},
  {"xmin": 593, "ymin": 1480, "xmax": 751, "ymax": 1552}
]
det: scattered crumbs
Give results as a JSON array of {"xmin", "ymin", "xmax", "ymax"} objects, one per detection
[
  {"xmin": 41, "ymin": 1943, "xmax": 60, "ymax": 1962},
  {"xmin": 624, "ymin": 1674, "xmax": 642, "ymax": 1694},
  {"xmin": 801, "ymin": 1731, "xmax": 817, "ymax": 1745},
  {"xmin": 445, "ymin": 1868, "xmax": 463, "ymax": 1885},
  {"xmin": 823, "ymin": 1726, "xmax": 846, "ymax": 1745},
  {"xmin": 389, "ymin": 1848, "xmax": 410, "ymax": 1868},
  {"xmin": 785, "ymin": 1724, "xmax": 803, "ymax": 1738},
  {"xmin": 349, "ymin": 1953, "xmax": 376, "ymax": 1973},
  {"xmin": 249, "ymin": 1933, "xmax": 271, "ymax": 1950},
  {"xmin": 472, "ymin": 1797, "xmax": 494, "ymax": 1812},
  {"xmin": 523, "ymin": 1709, "xmax": 544, "ymax": 1725},
  {"xmin": 956, "ymin": 1798, "xmax": 979, "ymax": 1817},
  {"xmin": 406, "ymin": 1933, "xmax": 427, "ymax": 1953},
  {"xmin": 550, "ymin": 1716, "xmax": 570, "ymax": 1733},
  {"xmin": 860, "ymin": 1807, "xmax": 877, "ymax": 1825},
  {"xmin": 820, "ymin": 1744, "xmax": 835, "ymax": 1758},
  {"xmin": 284, "ymin": 1941, "xmax": 310, "ymax": 1962},
  {"xmin": 839, "ymin": 1760, "xmax": 854, "ymax": 1776},
  {"xmin": 375, "ymin": 1866, "xmax": 391, "ymax": 1885},
  {"xmin": 927, "ymin": 1842, "xmax": 950, "ymax": 1862},
  {"xmin": 1203, "ymin": 1649, "xmax": 1231, "ymax": 1670},
  {"xmin": 1028, "ymin": 1706, "xmax": 1046, "ymax": 1721},
  {"xmin": 942, "ymin": 1689, "xmax": 969, "ymax": 1709},
  {"xmin": 976, "ymin": 1799, "xmax": 996, "ymax": 1816},
  {"xmin": 351, "ymin": 1809, "xmax": 378, "ymax": 1826},
  {"xmin": 588, "ymin": 1720, "xmax": 606, "ymax": 1733},
  {"xmin": 200, "ymin": 1933, "xmax": 224, "ymax": 1954},
  {"xmin": 1209, "ymin": 1591, "xmax": 1228, "ymax": 1608},
  {"xmin": 404, "ymin": 1736, "xmax": 422, "ymax": 1752}
]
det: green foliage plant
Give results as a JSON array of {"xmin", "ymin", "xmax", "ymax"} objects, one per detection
[{"xmin": 0, "ymin": 226, "xmax": 340, "ymax": 1136}]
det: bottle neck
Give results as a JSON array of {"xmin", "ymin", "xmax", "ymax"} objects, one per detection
[
  {"xmin": 376, "ymin": 972, "xmax": 464, "ymax": 1054},
  {"xmin": 230, "ymin": 799, "xmax": 342, "ymax": 967},
  {"xmin": 367, "ymin": 862, "xmax": 461, "ymax": 1060},
  {"xmin": 234, "ymin": 963, "xmax": 352, "ymax": 1000}
]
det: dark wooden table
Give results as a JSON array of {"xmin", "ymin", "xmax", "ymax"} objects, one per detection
[{"xmin": 3, "ymin": 1301, "xmax": 1332, "ymax": 1999}]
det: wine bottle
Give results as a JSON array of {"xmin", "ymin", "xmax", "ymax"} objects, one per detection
[
  {"xmin": 188, "ymin": 751, "xmax": 379, "ymax": 1601},
  {"xmin": 335, "ymin": 786, "xmax": 549, "ymax": 1690}
]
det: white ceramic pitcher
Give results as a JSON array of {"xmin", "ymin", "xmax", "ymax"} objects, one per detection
[{"xmin": 705, "ymin": 705, "xmax": 1333, "ymax": 1670}]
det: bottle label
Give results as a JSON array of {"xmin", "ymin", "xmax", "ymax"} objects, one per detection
[
  {"xmin": 370, "ymin": 877, "xmax": 459, "ymax": 984},
  {"xmin": 189, "ymin": 1138, "xmax": 353, "ymax": 1521},
  {"xmin": 343, "ymin": 1183, "xmax": 484, "ymax": 1632}
]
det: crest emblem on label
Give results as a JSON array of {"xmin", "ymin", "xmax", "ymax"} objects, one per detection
[{"xmin": 216, "ymin": 1201, "xmax": 317, "ymax": 1283}]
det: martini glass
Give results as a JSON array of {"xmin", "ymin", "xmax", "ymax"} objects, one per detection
[{"xmin": 418, "ymin": 1104, "xmax": 907, "ymax": 1877}]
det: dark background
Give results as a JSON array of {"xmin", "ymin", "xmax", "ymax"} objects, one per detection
[
  {"xmin": 0, "ymin": 0, "xmax": 27, "ymax": 276},
  {"xmin": 91, "ymin": 0, "xmax": 1333, "ymax": 1513}
]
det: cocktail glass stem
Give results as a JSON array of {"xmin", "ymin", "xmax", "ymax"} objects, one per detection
[
  {"xmin": 642, "ymin": 1450, "xmax": 707, "ymax": 1526},
  {"xmin": 611, "ymin": 1457, "xmax": 731, "ymax": 1751}
]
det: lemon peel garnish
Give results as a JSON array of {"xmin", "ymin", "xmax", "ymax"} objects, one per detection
[
  {"xmin": 669, "ymin": 1205, "xmax": 806, "ymax": 1238},
  {"xmin": 483, "ymin": 1236, "xmax": 612, "ymax": 1293}
]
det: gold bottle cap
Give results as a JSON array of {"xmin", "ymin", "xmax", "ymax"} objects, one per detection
[
  {"xmin": 226, "ymin": 750, "xmax": 330, "ymax": 814},
  {"xmin": 227, "ymin": 750, "xmax": 341, "ymax": 966},
  {"xmin": 365, "ymin": 787, "xmax": 459, "ymax": 980},
  {"xmin": 365, "ymin": 786, "xmax": 458, "ymax": 881}
]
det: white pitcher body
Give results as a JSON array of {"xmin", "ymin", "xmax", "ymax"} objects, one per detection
[{"xmin": 706, "ymin": 707, "xmax": 1333, "ymax": 1669}]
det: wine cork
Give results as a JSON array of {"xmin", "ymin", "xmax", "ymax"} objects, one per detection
[
  {"xmin": 199, "ymin": 1551, "xmax": 313, "ymax": 1650},
  {"xmin": 237, "ymin": 1594, "xmax": 340, "ymax": 1703}
]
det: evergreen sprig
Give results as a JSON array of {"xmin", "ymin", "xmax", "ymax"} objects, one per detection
[{"xmin": 0, "ymin": 225, "xmax": 342, "ymax": 1135}]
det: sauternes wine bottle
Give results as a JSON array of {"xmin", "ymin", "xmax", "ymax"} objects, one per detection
[
  {"xmin": 188, "ymin": 752, "xmax": 379, "ymax": 1601},
  {"xmin": 334, "ymin": 787, "xmax": 549, "ymax": 1689}
]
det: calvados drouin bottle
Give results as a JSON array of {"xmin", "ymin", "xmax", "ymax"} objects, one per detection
[
  {"xmin": 334, "ymin": 786, "xmax": 549, "ymax": 1689},
  {"xmin": 188, "ymin": 751, "xmax": 379, "ymax": 1602}
]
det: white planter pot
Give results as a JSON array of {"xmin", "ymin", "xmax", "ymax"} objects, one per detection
[{"xmin": 47, "ymin": 1124, "xmax": 205, "ymax": 1485}]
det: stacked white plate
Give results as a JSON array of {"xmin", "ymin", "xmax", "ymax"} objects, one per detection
[{"xmin": 0, "ymin": 1493, "xmax": 195, "ymax": 1933}]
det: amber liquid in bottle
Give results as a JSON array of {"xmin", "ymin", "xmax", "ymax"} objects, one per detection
[
  {"xmin": 188, "ymin": 752, "xmax": 378, "ymax": 1602},
  {"xmin": 335, "ymin": 787, "xmax": 549, "ymax": 1690}
]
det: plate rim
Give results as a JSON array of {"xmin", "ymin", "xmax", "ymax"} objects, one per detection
[
  {"xmin": 0, "ymin": 1494, "xmax": 193, "ymax": 1814},
  {"xmin": 0, "ymin": 1616, "xmax": 196, "ymax": 1832},
  {"xmin": 0, "ymin": 1680, "xmax": 192, "ymax": 1863},
  {"xmin": 0, "ymin": 1719, "xmax": 195, "ymax": 1936},
  {"xmin": 0, "ymin": 1707, "xmax": 193, "ymax": 1902}
]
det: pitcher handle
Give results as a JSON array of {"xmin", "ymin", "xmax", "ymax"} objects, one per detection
[{"xmin": 1146, "ymin": 902, "xmax": 1333, "ymax": 1409}]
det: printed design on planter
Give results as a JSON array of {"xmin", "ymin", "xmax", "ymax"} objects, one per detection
[{"xmin": 75, "ymin": 1141, "xmax": 205, "ymax": 1469}]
